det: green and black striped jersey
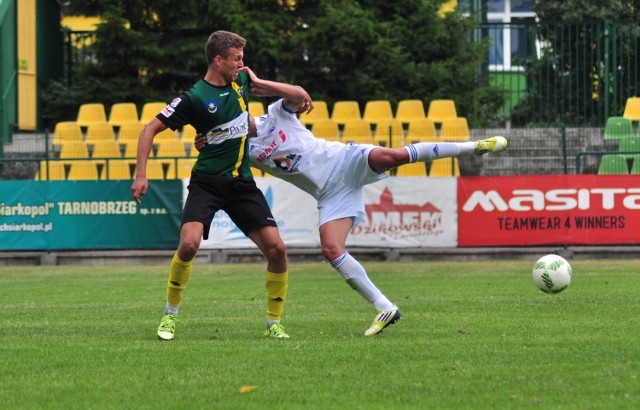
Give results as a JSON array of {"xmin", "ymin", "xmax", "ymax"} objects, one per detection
[{"xmin": 157, "ymin": 71, "xmax": 252, "ymax": 178}]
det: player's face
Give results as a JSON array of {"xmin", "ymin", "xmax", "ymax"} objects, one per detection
[{"xmin": 221, "ymin": 47, "xmax": 244, "ymax": 83}]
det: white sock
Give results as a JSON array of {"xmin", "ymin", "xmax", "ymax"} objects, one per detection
[
  {"xmin": 331, "ymin": 252, "xmax": 394, "ymax": 311},
  {"xmin": 267, "ymin": 319, "xmax": 280, "ymax": 328},
  {"xmin": 164, "ymin": 303, "xmax": 179, "ymax": 315},
  {"xmin": 405, "ymin": 142, "xmax": 475, "ymax": 163}
]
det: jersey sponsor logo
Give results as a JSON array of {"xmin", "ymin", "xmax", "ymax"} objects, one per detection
[
  {"xmin": 279, "ymin": 130, "xmax": 287, "ymax": 142},
  {"xmin": 205, "ymin": 112, "xmax": 249, "ymax": 144},
  {"xmin": 205, "ymin": 100, "xmax": 218, "ymax": 113}
]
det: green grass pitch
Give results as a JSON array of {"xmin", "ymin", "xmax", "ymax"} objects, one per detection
[{"xmin": 1, "ymin": 259, "xmax": 638, "ymax": 409}]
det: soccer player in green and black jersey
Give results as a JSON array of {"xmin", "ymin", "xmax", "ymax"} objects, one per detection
[{"xmin": 131, "ymin": 31, "xmax": 312, "ymax": 341}]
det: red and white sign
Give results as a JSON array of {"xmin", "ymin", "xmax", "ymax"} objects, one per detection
[{"xmin": 458, "ymin": 175, "xmax": 640, "ymax": 246}]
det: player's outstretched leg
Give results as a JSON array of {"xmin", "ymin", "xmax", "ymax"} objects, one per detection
[
  {"xmin": 474, "ymin": 136, "xmax": 508, "ymax": 155},
  {"xmin": 364, "ymin": 306, "xmax": 401, "ymax": 336}
]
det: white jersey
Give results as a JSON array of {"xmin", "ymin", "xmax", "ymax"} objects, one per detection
[{"xmin": 251, "ymin": 99, "xmax": 345, "ymax": 198}]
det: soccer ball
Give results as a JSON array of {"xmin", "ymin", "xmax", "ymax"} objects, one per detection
[{"xmin": 532, "ymin": 254, "xmax": 572, "ymax": 294}]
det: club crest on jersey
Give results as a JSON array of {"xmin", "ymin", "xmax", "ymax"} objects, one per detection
[{"xmin": 205, "ymin": 100, "xmax": 218, "ymax": 113}]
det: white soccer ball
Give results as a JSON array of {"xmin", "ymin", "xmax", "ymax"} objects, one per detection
[{"xmin": 532, "ymin": 254, "xmax": 572, "ymax": 294}]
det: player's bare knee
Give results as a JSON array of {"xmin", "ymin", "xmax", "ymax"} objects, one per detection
[
  {"xmin": 321, "ymin": 243, "xmax": 343, "ymax": 261},
  {"xmin": 265, "ymin": 240, "xmax": 287, "ymax": 262},
  {"xmin": 178, "ymin": 238, "xmax": 200, "ymax": 259}
]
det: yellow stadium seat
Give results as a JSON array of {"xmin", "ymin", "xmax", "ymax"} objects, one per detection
[
  {"xmin": 76, "ymin": 103, "xmax": 107, "ymax": 128},
  {"xmin": 406, "ymin": 118, "xmax": 438, "ymax": 143},
  {"xmin": 91, "ymin": 140, "xmax": 122, "ymax": 159},
  {"xmin": 117, "ymin": 121, "xmax": 144, "ymax": 144},
  {"xmin": 59, "ymin": 141, "xmax": 89, "ymax": 158},
  {"xmin": 299, "ymin": 101, "xmax": 330, "ymax": 127},
  {"xmin": 36, "ymin": 161, "xmax": 67, "ymax": 180},
  {"xmin": 147, "ymin": 159, "xmax": 172, "ymax": 179},
  {"xmin": 155, "ymin": 127, "xmax": 179, "ymax": 142},
  {"xmin": 440, "ymin": 117, "xmax": 470, "ymax": 141},
  {"xmin": 310, "ymin": 119, "xmax": 340, "ymax": 141},
  {"xmin": 363, "ymin": 100, "xmax": 394, "ymax": 127},
  {"xmin": 249, "ymin": 101, "xmax": 265, "ymax": 116},
  {"xmin": 140, "ymin": 102, "xmax": 167, "ymax": 123},
  {"xmin": 123, "ymin": 141, "xmax": 138, "ymax": 159},
  {"xmin": 373, "ymin": 119, "xmax": 404, "ymax": 148},
  {"xmin": 341, "ymin": 119, "xmax": 372, "ymax": 144},
  {"xmin": 104, "ymin": 160, "xmax": 136, "ymax": 180},
  {"xmin": 109, "ymin": 102, "xmax": 139, "ymax": 127},
  {"xmin": 156, "ymin": 139, "xmax": 187, "ymax": 158},
  {"xmin": 429, "ymin": 157, "xmax": 460, "ymax": 177},
  {"xmin": 623, "ymin": 97, "xmax": 640, "ymax": 121},
  {"xmin": 394, "ymin": 162, "xmax": 427, "ymax": 177},
  {"xmin": 84, "ymin": 122, "xmax": 115, "ymax": 144},
  {"xmin": 395, "ymin": 99, "xmax": 426, "ymax": 124},
  {"xmin": 177, "ymin": 158, "xmax": 196, "ymax": 179},
  {"xmin": 427, "ymin": 99, "xmax": 457, "ymax": 123},
  {"xmin": 181, "ymin": 124, "xmax": 197, "ymax": 142},
  {"xmin": 52, "ymin": 121, "xmax": 83, "ymax": 146},
  {"xmin": 66, "ymin": 160, "xmax": 101, "ymax": 180},
  {"xmin": 331, "ymin": 101, "xmax": 361, "ymax": 125}
]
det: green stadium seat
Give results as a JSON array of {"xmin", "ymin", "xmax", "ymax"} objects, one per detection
[
  {"xmin": 603, "ymin": 117, "xmax": 634, "ymax": 140},
  {"xmin": 597, "ymin": 154, "xmax": 629, "ymax": 174}
]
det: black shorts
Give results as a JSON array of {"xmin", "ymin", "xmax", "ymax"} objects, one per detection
[{"xmin": 182, "ymin": 172, "xmax": 277, "ymax": 239}]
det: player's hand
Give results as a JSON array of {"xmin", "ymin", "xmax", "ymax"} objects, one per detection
[
  {"xmin": 131, "ymin": 177, "xmax": 148, "ymax": 205},
  {"xmin": 194, "ymin": 133, "xmax": 206, "ymax": 152}
]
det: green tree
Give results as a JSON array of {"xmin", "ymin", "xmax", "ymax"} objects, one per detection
[{"xmin": 44, "ymin": 0, "xmax": 503, "ymax": 127}]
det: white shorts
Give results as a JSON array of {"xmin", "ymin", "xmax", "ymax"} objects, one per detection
[{"xmin": 317, "ymin": 144, "xmax": 387, "ymax": 227}]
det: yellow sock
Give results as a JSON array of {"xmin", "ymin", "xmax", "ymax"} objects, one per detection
[
  {"xmin": 265, "ymin": 271, "xmax": 288, "ymax": 321},
  {"xmin": 166, "ymin": 253, "xmax": 192, "ymax": 308}
]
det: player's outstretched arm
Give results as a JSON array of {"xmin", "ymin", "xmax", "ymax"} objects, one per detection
[{"xmin": 241, "ymin": 67, "xmax": 314, "ymax": 114}]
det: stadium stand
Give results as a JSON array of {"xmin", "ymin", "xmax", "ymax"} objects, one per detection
[
  {"xmin": 395, "ymin": 99, "xmax": 426, "ymax": 125},
  {"xmin": 373, "ymin": 119, "xmax": 404, "ymax": 148},
  {"xmin": 84, "ymin": 122, "xmax": 116, "ymax": 144},
  {"xmin": 427, "ymin": 99, "xmax": 457, "ymax": 123},
  {"xmin": 76, "ymin": 103, "xmax": 108, "ymax": 128},
  {"xmin": 394, "ymin": 162, "xmax": 427, "ymax": 177},
  {"xmin": 439, "ymin": 117, "xmax": 470, "ymax": 141},
  {"xmin": 429, "ymin": 157, "xmax": 460, "ymax": 177},
  {"xmin": 91, "ymin": 140, "xmax": 122, "ymax": 159},
  {"xmin": 36, "ymin": 161, "xmax": 67, "ymax": 180},
  {"xmin": 108, "ymin": 103, "xmax": 139, "ymax": 127},
  {"xmin": 598, "ymin": 154, "xmax": 629, "ymax": 174},
  {"xmin": 603, "ymin": 117, "xmax": 634, "ymax": 140},
  {"xmin": 117, "ymin": 122, "xmax": 144, "ymax": 144},
  {"xmin": 156, "ymin": 139, "xmax": 187, "ymax": 158},
  {"xmin": 103, "ymin": 160, "xmax": 136, "ymax": 180},
  {"xmin": 66, "ymin": 160, "xmax": 101, "ymax": 180},
  {"xmin": 331, "ymin": 101, "xmax": 361, "ymax": 126},
  {"xmin": 139, "ymin": 102, "xmax": 167, "ymax": 123},
  {"xmin": 341, "ymin": 119, "xmax": 372, "ymax": 144},
  {"xmin": 363, "ymin": 100, "xmax": 394, "ymax": 128},
  {"xmin": 406, "ymin": 118, "xmax": 438, "ymax": 143},
  {"xmin": 309, "ymin": 119, "xmax": 340, "ymax": 141},
  {"xmin": 623, "ymin": 97, "xmax": 640, "ymax": 122},
  {"xmin": 59, "ymin": 141, "xmax": 89, "ymax": 158},
  {"xmin": 248, "ymin": 101, "xmax": 265, "ymax": 116},
  {"xmin": 299, "ymin": 101, "xmax": 329, "ymax": 127},
  {"xmin": 52, "ymin": 121, "xmax": 83, "ymax": 146}
]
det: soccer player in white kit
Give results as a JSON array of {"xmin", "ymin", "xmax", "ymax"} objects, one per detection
[{"xmin": 196, "ymin": 67, "xmax": 508, "ymax": 336}]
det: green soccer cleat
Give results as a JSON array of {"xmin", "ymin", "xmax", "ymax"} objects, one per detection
[
  {"xmin": 475, "ymin": 136, "xmax": 508, "ymax": 155},
  {"xmin": 157, "ymin": 314, "xmax": 177, "ymax": 341},
  {"xmin": 364, "ymin": 306, "xmax": 401, "ymax": 336},
  {"xmin": 264, "ymin": 323, "xmax": 290, "ymax": 339}
]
